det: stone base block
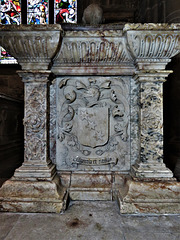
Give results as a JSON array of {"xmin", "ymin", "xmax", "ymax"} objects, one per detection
[
  {"xmin": 131, "ymin": 163, "xmax": 174, "ymax": 179},
  {"xmin": 117, "ymin": 179, "xmax": 180, "ymax": 214},
  {"xmin": 58, "ymin": 171, "xmax": 125, "ymax": 201},
  {"xmin": 0, "ymin": 176, "xmax": 68, "ymax": 213},
  {"xmin": 69, "ymin": 188, "xmax": 112, "ymax": 201}
]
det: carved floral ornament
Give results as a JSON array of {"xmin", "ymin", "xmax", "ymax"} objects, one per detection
[
  {"xmin": 57, "ymin": 77, "xmax": 129, "ymax": 169},
  {"xmin": 24, "ymin": 83, "xmax": 47, "ymax": 162}
]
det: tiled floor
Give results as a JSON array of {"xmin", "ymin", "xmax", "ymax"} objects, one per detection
[{"xmin": 0, "ymin": 201, "xmax": 180, "ymax": 240}]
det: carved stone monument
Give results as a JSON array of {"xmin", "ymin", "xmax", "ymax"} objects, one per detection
[{"xmin": 0, "ymin": 23, "xmax": 180, "ymax": 213}]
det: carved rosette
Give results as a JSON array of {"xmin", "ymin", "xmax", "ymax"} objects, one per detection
[
  {"xmin": 18, "ymin": 71, "xmax": 50, "ymax": 163},
  {"xmin": 56, "ymin": 76, "xmax": 130, "ymax": 171},
  {"xmin": 0, "ymin": 25, "xmax": 63, "ymax": 70}
]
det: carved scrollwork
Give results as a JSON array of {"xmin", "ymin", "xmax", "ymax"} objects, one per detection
[
  {"xmin": 57, "ymin": 77, "xmax": 130, "ymax": 169},
  {"xmin": 24, "ymin": 81, "xmax": 48, "ymax": 162},
  {"xmin": 25, "ymin": 137, "xmax": 45, "ymax": 161}
]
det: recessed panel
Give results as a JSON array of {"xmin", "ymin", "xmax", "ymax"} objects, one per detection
[{"xmin": 56, "ymin": 76, "xmax": 130, "ymax": 171}]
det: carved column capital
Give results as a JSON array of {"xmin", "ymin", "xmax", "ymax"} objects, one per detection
[
  {"xmin": 17, "ymin": 70, "xmax": 51, "ymax": 83},
  {"xmin": 134, "ymin": 70, "xmax": 173, "ymax": 83}
]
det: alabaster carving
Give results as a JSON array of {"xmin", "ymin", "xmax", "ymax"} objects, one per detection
[
  {"xmin": 53, "ymin": 29, "xmax": 133, "ymax": 66},
  {"xmin": 55, "ymin": 76, "xmax": 130, "ymax": 171},
  {"xmin": 124, "ymin": 24, "xmax": 180, "ymax": 66},
  {"xmin": 50, "ymin": 81, "xmax": 57, "ymax": 164},
  {"xmin": 0, "ymin": 24, "xmax": 180, "ymax": 214},
  {"xmin": 0, "ymin": 25, "xmax": 63, "ymax": 70},
  {"xmin": 17, "ymin": 71, "xmax": 50, "ymax": 163}
]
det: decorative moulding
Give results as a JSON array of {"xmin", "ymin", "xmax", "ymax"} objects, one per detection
[
  {"xmin": 124, "ymin": 23, "xmax": 180, "ymax": 70},
  {"xmin": 0, "ymin": 25, "xmax": 63, "ymax": 70}
]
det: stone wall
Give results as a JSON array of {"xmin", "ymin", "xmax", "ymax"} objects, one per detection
[{"xmin": 0, "ymin": 65, "xmax": 24, "ymax": 186}]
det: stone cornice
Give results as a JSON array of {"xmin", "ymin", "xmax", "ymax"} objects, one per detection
[
  {"xmin": 0, "ymin": 24, "xmax": 62, "ymax": 31},
  {"xmin": 52, "ymin": 27, "xmax": 133, "ymax": 72},
  {"xmin": 0, "ymin": 24, "xmax": 180, "ymax": 73}
]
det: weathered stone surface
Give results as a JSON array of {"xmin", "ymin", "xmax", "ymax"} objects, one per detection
[
  {"xmin": 1, "ymin": 24, "xmax": 180, "ymax": 214},
  {"xmin": 56, "ymin": 76, "xmax": 130, "ymax": 172},
  {"xmin": 52, "ymin": 25, "xmax": 135, "ymax": 75},
  {"xmin": 117, "ymin": 179, "xmax": 180, "ymax": 214},
  {"xmin": 0, "ymin": 176, "xmax": 67, "ymax": 213},
  {"xmin": 131, "ymin": 71, "xmax": 174, "ymax": 179},
  {"xmin": 0, "ymin": 25, "xmax": 63, "ymax": 70}
]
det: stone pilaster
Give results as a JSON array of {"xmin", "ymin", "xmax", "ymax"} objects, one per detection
[
  {"xmin": 0, "ymin": 72, "xmax": 67, "ymax": 213},
  {"xmin": 124, "ymin": 23, "xmax": 180, "ymax": 179},
  {"xmin": 131, "ymin": 70, "xmax": 173, "ymax": 179},
  {"xmin": 13, "ymin": 71, "xmax": 54, "ymax": 179}
]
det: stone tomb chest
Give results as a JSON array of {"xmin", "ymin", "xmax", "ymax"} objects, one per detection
[{"xmin": 0, "ymin": 24, "xmax": 180, "ymax": 213}]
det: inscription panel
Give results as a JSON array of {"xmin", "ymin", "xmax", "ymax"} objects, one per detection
[{"xmin": 56, "ymin": 76, "xmax": 130, "ymax": 171}]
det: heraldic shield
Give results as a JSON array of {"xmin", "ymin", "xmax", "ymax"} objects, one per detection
[{"xmin": 77, "ymin": 107, "xmax": 109, "ymax": 148}]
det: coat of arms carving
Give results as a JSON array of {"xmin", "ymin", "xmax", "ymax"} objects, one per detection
[
  {"xmin": 78, "ymin": 107, "xmax": 109, "ymax": 148},
  {"xmin": 56, "ymin": 77, "xmax": 130, "ymax": 171}
]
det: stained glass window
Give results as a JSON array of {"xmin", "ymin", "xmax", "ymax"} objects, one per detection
[
  {"xmin": 0, "ymin": 0, "xmax": 78, "ymax": 64},
  {"xmin": 0, "ymin": 0, "xmax": 21, "ymax": 64},
  {"xmin": 27, "ymin": 0, "xmax": 49, "ymax": 24},
  {"xmin": 0, "ymin": 46, "xmax": 17, "ymax": 63},
  {"xmin": 0, "ymin": 0, "xmax": 21, "ymax": 24},
  {"xmin": 55, "ymin": 0, "xmax": 77, "ymax": 24}
]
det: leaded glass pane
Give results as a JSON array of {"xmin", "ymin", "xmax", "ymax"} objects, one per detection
[
  {"xmin": 55, "ymin": 0, "xmax": 77, "ymax": 23},
  {"xmin": 0, "ymin": 1, "xmax": 20, "ymax": 64},
  {"xmin": 0, "ymin": 0, "xmax": 21, "ymax": 24},
  {"xmin": 27, "ymin": 0, "xmax": 49, "ymax": 24},
  {"xmin": 0, "ymin": 46, "xmax": 17, "ymax": 64}
]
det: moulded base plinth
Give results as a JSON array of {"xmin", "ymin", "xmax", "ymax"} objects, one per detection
[
  {"xmin": 116, "ymin": 179, "xmax": 180, "ymax": 214},
  {"xmin": 0, "ymin": 175, "xmax": 68, "ymax": 213}
]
